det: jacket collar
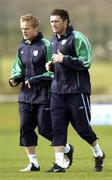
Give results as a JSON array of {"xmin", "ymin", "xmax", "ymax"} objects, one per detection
[
  {"xmin": 22, "ymin": 32, "xmax": 43, "ymax": 44},
  {"xmin": 54, "ymin": 25, "xmax": 74, "ymax": 40}
]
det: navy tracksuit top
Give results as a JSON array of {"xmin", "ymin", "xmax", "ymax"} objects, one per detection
[
  {"xmin": 12, "ymin": 32, "xmax": 51, "ymax": 104},
  {"xmin": 50, "ymin": 26, "xmax": 91, "ymax": 95}
]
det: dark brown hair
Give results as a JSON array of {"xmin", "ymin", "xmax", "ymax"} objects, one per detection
[{"xmin": 51, "ymin": 9, "xmax": 70, "ymax": 24}]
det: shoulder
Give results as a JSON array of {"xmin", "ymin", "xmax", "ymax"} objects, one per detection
[
  {"xmin": 18, "ymin": 40, "xmax": 27, "ymax": 50},
  {"xmin": 72, "ymin": 31, "xmax": 91, "ymax": 45},
  {"xmin": 17, "ymin": 42, "xmax": 25, "ymax": 55},
  {"xmin": 72, "ymin": 31, "xmax": 87, "ymax": 39},
  {"xmin": 74, "ymin": 31, "xmax": 84, "ymax": 36}
]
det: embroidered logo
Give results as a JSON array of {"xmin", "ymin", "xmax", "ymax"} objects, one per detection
[
  {"xmin": 54, "ymin": 168, "xmax": 61, "ymax": 172},
  {"xmin": 61, "ymin": 39, "xmax": 67, "ymax": 45},
  {"xmin": 21, "ymin": 51, "xmax": 24, "ymax": 54},
  {"xmin": 33, "ymin": 50, "xmax": 38, "ymax": 56},
  {"xmin": 78, "ymin": 106, "xmax": 84, "ymax": 110}
]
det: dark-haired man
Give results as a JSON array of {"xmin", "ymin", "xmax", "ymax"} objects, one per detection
[{"xmin": 46, "ymin": 9, "xmax": 105, "ymax": 173}]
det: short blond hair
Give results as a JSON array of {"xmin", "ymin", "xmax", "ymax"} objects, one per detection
[{"xmin": 20, "ymin": 14, "xmax": 39, "ymax": 28}]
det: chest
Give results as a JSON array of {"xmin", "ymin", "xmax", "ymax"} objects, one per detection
[
  {"xmin": 51, "ymin": 34, "xmax": 76, "ymax": 56},
  {"xmin": 19, "ymin": 42, "xmax": 46, "ymax": 66}
]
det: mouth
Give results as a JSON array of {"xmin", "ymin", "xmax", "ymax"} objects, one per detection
[
  {"xmin": 23, "ymin": 34, "xmax": 27, "ymax": 36},
  {"xmin": 52, "ymin": 27, "xmax": 58, "ymax": 31}
]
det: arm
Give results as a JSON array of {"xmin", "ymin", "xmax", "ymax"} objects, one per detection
[
  {"xmin": 27, "ymin": 71, "xmax": 54, "ymax": 87},
  {"xmin": 44, "ymin": 38, "xmax": 54, "ymax": 72},
  {"xmin": 53, "ymin": 31, "xmax": 92, "ymax": 71},
  {"xmin": 9, "ymin": 53, "xmax": 24, "ymax": 87}
]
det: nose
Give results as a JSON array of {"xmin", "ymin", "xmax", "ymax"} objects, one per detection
[{"xmin": 51, "ymin": 23, "xmax": 56, "ymax": 28}]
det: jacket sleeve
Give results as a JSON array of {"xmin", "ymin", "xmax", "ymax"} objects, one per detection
[
  {"xmin": 10, "ymin": 53, "xmax": 24, "ymax": 84},
  {"xmin": 62, "ymin": 31, "xmax": 92, "ymax": 70},
  {"xmin": 28, "ymin": 71, "xmax": 54, "ymax": 87},
  {"xmin": 42, "ymin": 38, "xmax": 52, "ymax": 62}
]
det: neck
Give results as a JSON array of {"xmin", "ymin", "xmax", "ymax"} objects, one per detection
[
  {"xmin": 27, "ymin": 40, "xmax": 32, "ymax": 44},
  {"xmin": 26, "ymin": 34, "xmax": 38, "ymax": 44},
  {"xmin": 56, "ymin": 29, "xmax": 66, "ymax": 39}
]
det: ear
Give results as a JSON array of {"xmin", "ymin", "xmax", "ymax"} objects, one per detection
[{"xmin": 64, "ymin": 19, "xmax": 69, "ymax": 27}]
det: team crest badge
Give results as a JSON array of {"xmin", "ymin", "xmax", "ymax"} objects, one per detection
[
  {"xmin": 21, "ymin": 51, "xmax": 24, "ymax": 54},
  {"xmin": 33, "ymin": 50, "xmax": 38, "ymax": 56},
  {"xmin": 61, "ymin": 39, "xmax": 67, "ymax": 45}
]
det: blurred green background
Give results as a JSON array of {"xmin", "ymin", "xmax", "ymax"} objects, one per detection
[{"xmin": 0, "ymin": 0, "xmax": 112, "ymax": 102}]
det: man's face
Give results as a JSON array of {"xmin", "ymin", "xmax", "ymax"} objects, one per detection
[
  {"xmin": 50, "ymin": 15, "xmax": 68, "ymax": 35},
  {"xmin": 20, "ymin": 21, "xmax": 37, "ymax": 41}
]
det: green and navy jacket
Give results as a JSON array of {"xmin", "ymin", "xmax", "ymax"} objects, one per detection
[
  {"xmin": 11, "ymin": 32, "xmax": 53, "ymax": 104},
  {"xmin": 50, "ymin": 26, "xmax": 92, "ymax": 94}
]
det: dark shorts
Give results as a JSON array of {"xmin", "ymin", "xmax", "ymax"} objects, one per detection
[
  {"xmin": 19, "ymin": 102, "xmax": 52, "ymax": 146},
  {"xmin": 50, "ymin": 93, "xmax": 97, "ymax": 146}
]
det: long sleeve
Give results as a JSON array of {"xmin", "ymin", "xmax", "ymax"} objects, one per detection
[
  {"xmin": 62, "ymin": 31, "xmax": 92, "ymax": 70},
  {"xmin": 11, "ymin": 53, "xmax": 24, "ymax": 84}
]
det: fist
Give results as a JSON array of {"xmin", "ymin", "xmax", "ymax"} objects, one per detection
[
  {"xmin": 9, "ymin": 78, "xmax": 17, "ymax": 87},
  {"xmin": 45, "ymin": 61, "xmax": 54, "ymax": 71}
]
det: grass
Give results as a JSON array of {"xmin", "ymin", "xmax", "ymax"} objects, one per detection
[{"xmin": 0, "ymin": 102, "xmax": 112, "ymax": 180}]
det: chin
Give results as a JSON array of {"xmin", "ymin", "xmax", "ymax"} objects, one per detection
[
  {"xmin": 52, "ymin": 28, "xmax": 57, "ymax": 33},
  {"xmin": 53, "ymin": 30, "xmax": 58, "ymax": 34},
  {"xmin": 23, "ymin": 35, "xmax": 28, "ymax": 39}
]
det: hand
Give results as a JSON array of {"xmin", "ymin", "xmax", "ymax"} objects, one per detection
[
  {"xmin": 25, "ymin": 80, "xmax": 31, "ymax": 88},
  {"xmin": 9, "ymin": 78, "xmax": 17, "ymax": 87},
  {"xmin": 52, "ymin": 51, "xmax": 64, "ymax": 63},
  {"xmin": 45, "ymin": 61, "xmax": 53, "ymax": 71}
]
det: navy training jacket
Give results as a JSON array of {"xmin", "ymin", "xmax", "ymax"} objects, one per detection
[
  {"xmin": 50, "ymin": 26, "xmax": 92, "ymax": 95},
  {"xmin": 11, "ymin": 32, "xmax": 52, "ymax": 104}
]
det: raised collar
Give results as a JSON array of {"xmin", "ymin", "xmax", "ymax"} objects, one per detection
[
  {"xmin": 22, "ymin": 32, "xmax": 43, "ymax": 44},
  {"xmin": 54, "ymin": 25, "xmax": 74, "ymax": 40}
]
